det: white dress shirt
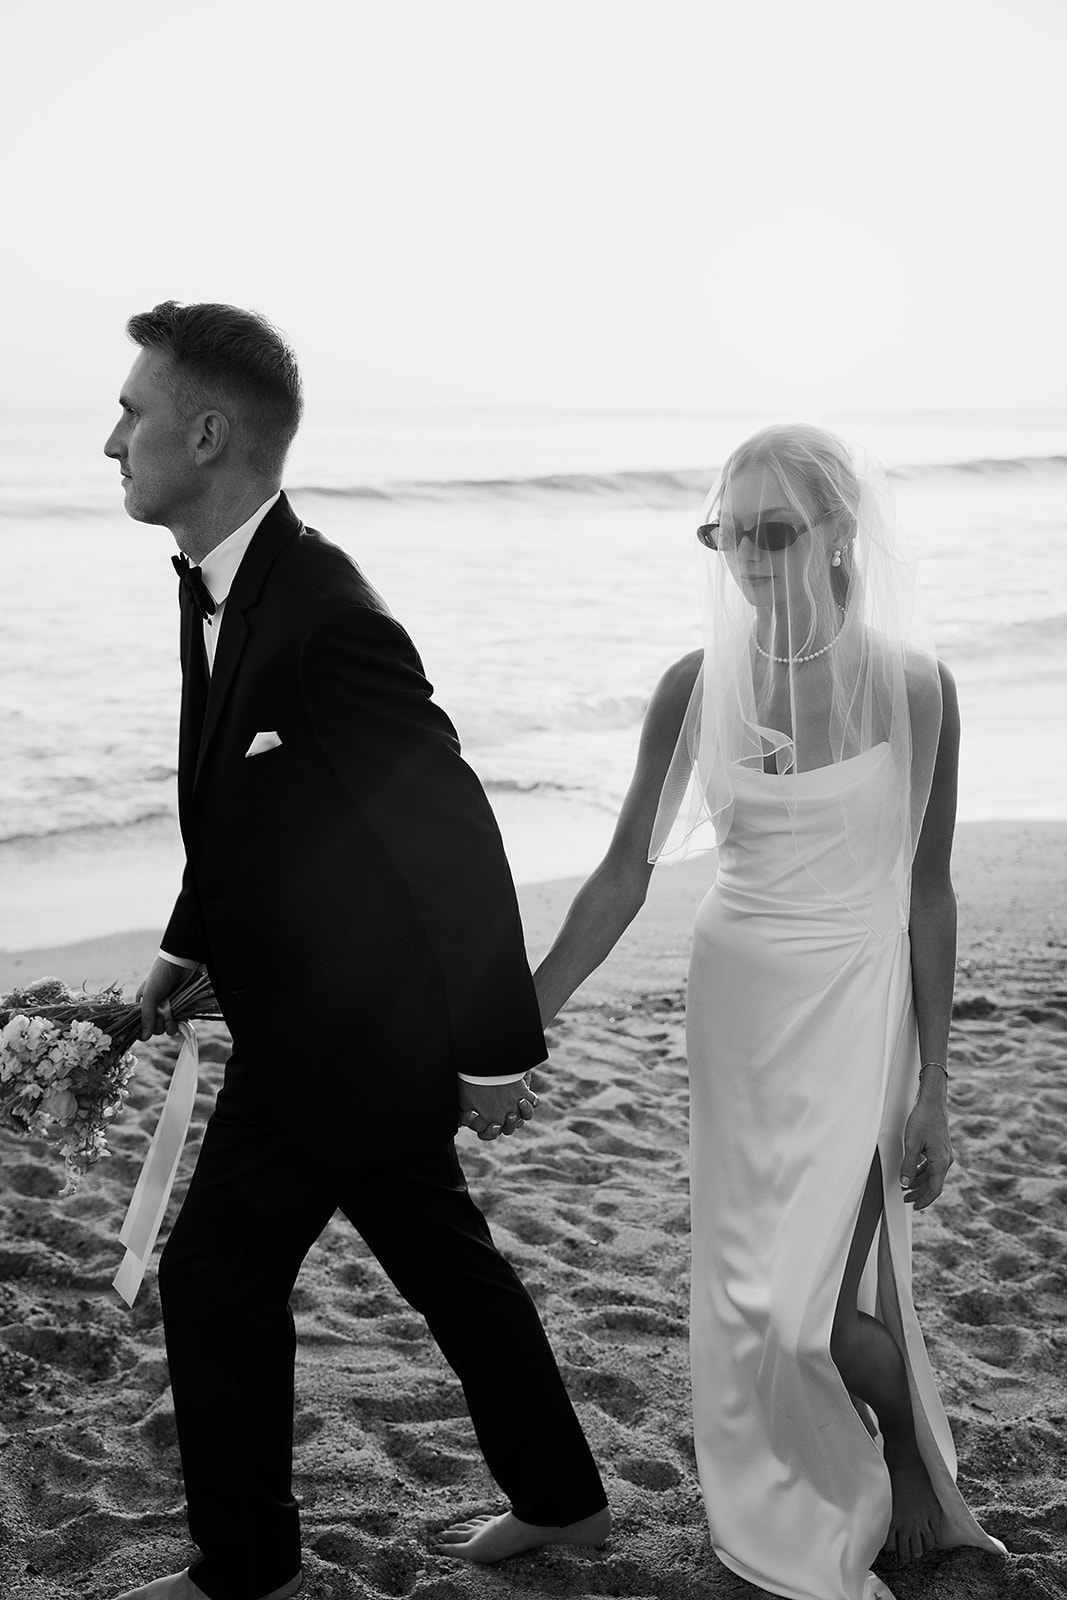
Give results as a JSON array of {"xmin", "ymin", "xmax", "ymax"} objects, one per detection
[
  {"xmin": 161, "ymin": 493, "xmax": 279, "ymax": 974},
  {"xmin": 198, "ymin": 492, "xmax": 281, "ymax": 670},
  {"xmin": 159, "ymin": 493, "xmax": 526, "ymax": 1089}
]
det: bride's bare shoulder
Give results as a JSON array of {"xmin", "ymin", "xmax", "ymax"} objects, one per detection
[
  {"xmin": 901, "ymin": 645, "xmax": 955, "ymax": 717},
  {"xmin": 644, "ymin": 649, "xmax": 703, "ymax": 739},
  {"xmin": 657, "ymin": 648, "xmax": 703, "ymax": 700}
]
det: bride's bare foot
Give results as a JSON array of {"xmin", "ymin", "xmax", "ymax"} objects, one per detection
[
  {"xmin": 883, "ymin": 1455, "xmax": 942, "ymax": 1563},
  {"xmin": 432, "ymin": 1506, "xmax": 612, "ymax": 1563}
]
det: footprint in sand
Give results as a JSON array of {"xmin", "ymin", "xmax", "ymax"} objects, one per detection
[
  {"xmin": 978, "ymin": 1172, "xmax": 1020, "ymax": 1198},
  {"xmin": 987, "ymin": 1245, "xmax": 1040, "ymax": 1280},
  {"xmin": 6, "ymin": 1160, "xmax": 64, "ymax": 1198},
  {"xmin": 556, "ymin": 1206, "xmax": 616, "ymax": 1243},
  {"xmin": 309, "ymin": 1526, "xmax": 365, "ymax": 1565},
  {"xmin": 968, "ymin": 1325, "xmax": 1028, "ymax": 1368},
  {"xmin": 1018, "ymin": 1003, "xmax": 1067, "ymax": 1028},
  {"xmin": 498, "ymin": 1209, "xmax": 561, "ymax": 1247},
  {"xmin": 958, "ymin": 1114, "xmax": 998, "ymax": 1139},
  {"xmin": 984, "ymin": 1204, "xmax": 1038, "ymax": 1239},
  {"xmin": 65, "ymin": 1191, "xmax": 115, "ymax": 1219},
  {"xmin": 331, "ymin": 1267, "xmax": 402, "ymax": 1324},
  {"xmin": 362, "ymin": 1540, "xmax": 422, "ymax": 1597},
  {"xmin": 578, "ymin": 1306, "xmax": 686, "ymax": 1344},
  {"xmin": 138, "ymin": 1405, "xmax": 179, "ymax": 1454},
  {"xmin": 7, "ymin": 1321, "xmax": 122, "ymax": 1378},
  {"xmin": 293, "ymin": 1409, "xmax": 326, "ymax": 1446},
  {"xmin": 29, "ymin": 1487, "xmax": 100, "ymax": 1537},
  {"xmin": 380, "ymin": 1421, "xmax": 480, "ymax": 1486},
  {"xmin": 572, "ymin": 1282, "xmax": 668, "ymax": 1311},
  {"xmin": 348, "ymin": 1388, "xmax": 463, "ymax": 1426},
  {"xmin": 377, "ymin": 1312, "xmax": 431, "ymax": 1345},
  {"xmin": 568, "ymin": 1118, "xmax": 660, "ymax": 1158},
  {"xmin": 562, "ymin": 1365, "xmax": 645, "ymax": 1423},
  {"xmin": 924, "ymin": 1237, "xmax": 964, "ymax": 1270},
  {"xmin": 951, "ymin": 1286, "xmax": 1027, "ymax": 1327},
  {"xmin": 194, "ymin": 1034, "xmax": 231, "ymax": 1063},
  {"xmin": 52, "ymin": 1422, "xmax": 107, "ymax": 1460},
  {"xmin": 308, "ymin": 1526, "xmax": 420, "ymax": 1593},
  {"xmin": 614, "ymin": 1453, "xmax": 683, "ymax": 1490}
]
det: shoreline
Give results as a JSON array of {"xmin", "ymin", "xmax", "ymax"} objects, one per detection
[
  {"xmin": 0, "ymin": 790, "xmax": 620, "ymax": 954},
  {"xmin": 1, "ymin": 818, "xmax": 1063, "ymax": 1000}
]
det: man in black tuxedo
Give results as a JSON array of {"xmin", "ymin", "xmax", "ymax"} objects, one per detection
[{"xmin": 104, "ymin": 302, "xmax": 609, "ymax": 1600}]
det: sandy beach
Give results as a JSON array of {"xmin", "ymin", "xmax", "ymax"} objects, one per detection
[{"xmin": 1, "ymin": 820, "xmax": 1065, "ymax": 1600}]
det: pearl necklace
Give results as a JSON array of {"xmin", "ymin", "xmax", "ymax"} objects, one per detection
[{"xmin": 754, "ymin": 621, "xmax": 844, "ymax": 666}]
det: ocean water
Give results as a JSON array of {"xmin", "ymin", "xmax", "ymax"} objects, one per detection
[{"xmin": 1, "ymin": 407, "xmax": 1065, "ymax": 946}]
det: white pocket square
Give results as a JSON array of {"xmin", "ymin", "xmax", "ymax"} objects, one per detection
[{"xmin": 245, "ymin": 730, "xmax": 282, "ymax": 758}]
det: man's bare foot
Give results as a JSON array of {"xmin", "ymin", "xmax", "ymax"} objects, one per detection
[
  {"xmin": 883, "ymin": 1455, "xmax": 942, "ymax": 1563},
  {"xmin": 433, "ymin": 1506, "xmax": 612, "ymax": 1563}
]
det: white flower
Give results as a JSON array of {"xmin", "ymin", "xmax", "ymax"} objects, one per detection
[
  {"xmin": 21, "ymin": 1017, "xmax": 53, "ymax": 1057},
  {"xmin": 0, "ymin": 1015, "xmax": 33, "ymax": 1057},
  {"xmin": 40, "ymin": 1088, "xmax": 79, "ymax": 1122},
  {"xmin": 67, "ymin": 1019, "xmax": 109, "ymax": 1050}
]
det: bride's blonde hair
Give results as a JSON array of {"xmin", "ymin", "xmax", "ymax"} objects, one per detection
[{"xmin": 716, "ymin": 424, "xmax": 861, "ymax": 609}]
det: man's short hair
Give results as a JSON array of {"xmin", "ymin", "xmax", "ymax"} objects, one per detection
[{"xmin": 126, "ymin": 301, "xmax": 304, "ymax": 478}]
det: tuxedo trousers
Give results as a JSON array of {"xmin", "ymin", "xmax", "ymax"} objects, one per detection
[{"xmin": 157, "ymin": 1051, "xmax": 607, "ymax": 1600}]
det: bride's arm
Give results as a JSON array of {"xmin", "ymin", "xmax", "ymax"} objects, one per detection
[
  {"xmin": 535, "ymin": 650, "xmax": 701, "ymax": 1025},
  {"xmin": 902, "ymin": 660, "xmax": 961, "ymax": 1208}
]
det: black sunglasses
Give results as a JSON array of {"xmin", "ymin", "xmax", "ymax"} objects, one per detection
[{"xmin": 697, "ymin": 518, "xmax": 810, "ymax": 553}]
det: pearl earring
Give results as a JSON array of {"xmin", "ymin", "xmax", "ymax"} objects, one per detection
[{"xmin": 831, "ymin": 549, "xmax": 843, "ymax": 568}]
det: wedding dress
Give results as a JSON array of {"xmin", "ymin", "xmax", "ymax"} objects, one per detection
[
  {"xmin": 647, "ymin": 426, "xmax": 1008, "ymax": 1599},
  {"xmin": 685, "ymin": 746, "xmax": 1005, "ymax": 1600}
]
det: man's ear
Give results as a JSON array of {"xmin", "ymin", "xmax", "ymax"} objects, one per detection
[{"xmin": 191, "ymin": 409, "xmax": 230, "ymax": 466}]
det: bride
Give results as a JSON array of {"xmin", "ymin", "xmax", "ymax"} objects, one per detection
[{"xmin": 535, "ymin": 425, "xmax": 1006, "ymax": 1600}]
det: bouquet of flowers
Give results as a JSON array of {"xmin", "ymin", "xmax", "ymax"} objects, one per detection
[{"xmin": 0, "ymin": 970, "xmax": 220, "ymax": 1195}]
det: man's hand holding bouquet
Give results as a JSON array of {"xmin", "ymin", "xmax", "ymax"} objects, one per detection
[{"xmin": 0, "ymin": 967, "xmax": 219, "ymax": 1196}]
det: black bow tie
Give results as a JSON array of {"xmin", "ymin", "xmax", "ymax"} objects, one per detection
[{"xmin": 172, "ymin": 553, "xmax": 217, "ymax": 620}]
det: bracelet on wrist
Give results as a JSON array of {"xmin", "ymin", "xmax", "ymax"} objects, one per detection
[{"xmin": 919, "ymin": 1060, "xmax": 949, "ymax": 1082}]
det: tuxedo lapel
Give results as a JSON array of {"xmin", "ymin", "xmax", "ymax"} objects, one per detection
[
  {"xmin": 192, "ymin": 494, "xmax": 302, "ymax": 794},
  {"xmin": 177, "ymin": 583, "xmax": 210, "ymax": 819},
  {"xmin": 195, "ymin": 598, "xmax": 248, "ymax": 793}
]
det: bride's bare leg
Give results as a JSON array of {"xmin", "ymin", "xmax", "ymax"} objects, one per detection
[{"xmin": 830, "ymin": 1153, "xmax": 942, "ymax": 1564}]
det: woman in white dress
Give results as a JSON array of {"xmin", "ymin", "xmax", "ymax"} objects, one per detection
[{"xmin": 534, "ymin": 426, "xmax": 1006, "ymax": 1600}]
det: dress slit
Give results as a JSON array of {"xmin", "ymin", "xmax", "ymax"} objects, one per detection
[{"xmin": 829, "ymin": 1148, "xmax": 889, "ymax": 1442}]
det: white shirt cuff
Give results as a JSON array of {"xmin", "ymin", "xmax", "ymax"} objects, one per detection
[
  {"xmin": 458, "ymin": 1065, "xmax": 545, "ymax": 1086},
  {"xmin": 159, "ymin": 950, "xmax": 201, "ymax": 971}
]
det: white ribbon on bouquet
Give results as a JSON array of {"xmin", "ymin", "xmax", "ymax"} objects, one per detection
[{"xmin": 112, "ymin": 1021, "xmax": 200, "ymax": 1307}]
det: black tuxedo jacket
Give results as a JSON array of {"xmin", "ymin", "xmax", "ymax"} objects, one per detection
[{"xmin": 164, "ymin": 493, "xmax": 546, "ymax": 1158}]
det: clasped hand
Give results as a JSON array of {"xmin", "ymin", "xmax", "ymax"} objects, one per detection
[{"xmin": 459, "ymin": 1073, "xmax": 539, "ymax": 1141}]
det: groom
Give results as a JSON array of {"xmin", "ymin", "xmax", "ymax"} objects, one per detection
[{"xmin": 104, "ymin": 301, "xmax": 609, "ymax": 1600}]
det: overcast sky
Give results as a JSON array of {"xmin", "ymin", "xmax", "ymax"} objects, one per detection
[{"xmin": 6, "ymin": 0, "xmax": 1065, "ymax": 414}]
